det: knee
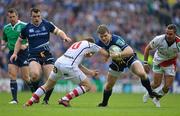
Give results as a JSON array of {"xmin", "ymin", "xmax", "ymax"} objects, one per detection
[
  {"xmin": 105, "ymin": 83, "xmax": 114, "ymax": 90},
  {"xmin": 30, "ymin": 72, "xmax": 40, "ymax": 81},
  {"xmin": 152, "ymin": 82, "xmax": 161, "ymax": 88},
  {"xmin": 162, "ymin": 86, "xmax": 170, "ymax": 94},
  {"xmin": 8, "ymin": 71, "xmax": 17, "ymax": 79},
  {"xmin": 138, "ymin": 72, "xmax": 147, "ymax": 80}
]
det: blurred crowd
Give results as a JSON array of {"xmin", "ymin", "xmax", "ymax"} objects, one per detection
[{"xmin": 0, "ymin": 0, "xmax": 180, "ymax": 85}]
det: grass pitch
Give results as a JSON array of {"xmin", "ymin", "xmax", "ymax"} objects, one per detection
[{"xmin": 0, "ymin": 92, "xmax": 180, "ymax": 116}]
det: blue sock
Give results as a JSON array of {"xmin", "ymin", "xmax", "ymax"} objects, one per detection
[{"xmin": 10, "ymin": 80, "xmax": 17, "ymax": 101}]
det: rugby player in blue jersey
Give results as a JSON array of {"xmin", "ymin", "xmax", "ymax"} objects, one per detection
[
  {"xmin": 96, "ymin": 24, "xmax": 161, "ymax": 107},
  {"xmin": 10, "ymin": 8, "xmax": 72, "ymax": 104}
]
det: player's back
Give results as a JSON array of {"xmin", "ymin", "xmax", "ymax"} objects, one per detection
[{"xmin": 57, "ymin": 40, "xmax": 99, "ymax": 66}]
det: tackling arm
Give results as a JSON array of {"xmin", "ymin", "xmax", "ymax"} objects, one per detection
[{"xmin": 79, "ymin": 64, "xmax": 98, "ymax": 77}]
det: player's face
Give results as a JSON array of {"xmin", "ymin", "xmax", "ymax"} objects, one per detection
[
  {"xmin": 31, "ymin": 12, "xmax": 42, "ymax": 26},
  {"xmin": 165, "ymin": 29, "xmax": 176, "ymax": 42},
  {"xmin": 7, "ymin": 12, "xmax": 18, "ymax": 26},
  {"xmin": 99, "ymin": 32, "xmax": 111, "ymax": 44}
]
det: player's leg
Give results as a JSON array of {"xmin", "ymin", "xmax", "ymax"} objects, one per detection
[
  {"xmin": 158, "ymin": 65, "xmax": 175, "ymax": 97},
  {"xmin": 59, "ymin": 77, "xmax": 92, "ymax": 107},
  {"xmin": 8, "ymin": 64, "xmax": 18, "ymax": 104},
  {"xmin": 29, "ymin": 61, "xmax": 42, "ymax": 91},
  {"xmin": 142, "ymin": 72, "xmax": 163, "ymax": 103},
  {"xmin": 24, "ymin": 70, "xmax": 58, "ymax": 107},
  {"xmin": 98, "ymin": 71, "xmax": 118, "ymax": 107},
  {"xmin": 130, "ymin": 60, "xmax": 161, "ymax": 98},
  {"xmin": 161, "ymin": 75, "xmax": 174, "ymax": 96},
  {"xmin": 153, "ymin": 74, "xmax": 174, "ymax": 107},
  {"xmin": 59, "ymin": 67, "xmax": 92, "ymax": 107},
  {"xmin": 20, "ymin": 66, "xmax": 35, "ymax": 93},
  {"xmin": 42, "ymin": 64, "xmax": 54, "ymax": 104}
]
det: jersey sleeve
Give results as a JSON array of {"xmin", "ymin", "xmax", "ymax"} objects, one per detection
[
  {"xmin": 115, "ymin": 36, "xmax": 128, "ymax": 50},
  {"xmin": 89, "ymin": 42, "xmax": 101, "ymax": 53},
  {"xmin": 20, "ymin": 26, "xmax": 27, "ymax": 40},
  {"xmin": 2, "ymin": 29, "xmax": 7, "ymax": 42},
  {"xmin": 176, "ymin": 36, "xmax": 180, "ymax": 52},
  {"xmin": 149, "ymin": 36, "xmax": 161, "ymax": 49},
  {"xmin": 47, "ymin": 21, "xmax": 56, "ymax": 32}
]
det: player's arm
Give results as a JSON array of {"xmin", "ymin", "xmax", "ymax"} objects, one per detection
[
  {"xmin": 10, "ymin": 37, "xmax": 23, "ymax": 62},
  {"xmin": 14, "ymin": 37, "xmax": 23, "ymax": 54},
  {"xmin": 110, "ymin": 46, "xmax": 134, "ymax": 59},
  {"xmin": 53, "ymin": 26, "xmax": 72, "ymax": 42},
  {"xmin": 79, "ymin": 64, "xmax": 99, "ymax": 77},
  {"xmin": 144, "ymin": 44, "xmax": 153, "ymax": 64},
  {"xmin": 0, "ymin": 39, "xmax": 7, "ymax": 51},
  {"xmin": 1, "ymin": 30, "xmax": 7, "ymax": 50},
  {"xmin": 98, "ymin": 48, "xmax": 109, "ymax": 62}
]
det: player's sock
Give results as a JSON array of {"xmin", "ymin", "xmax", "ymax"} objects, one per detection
[
  {"xmin": 32, "ymin": 80, "xmax": 40, "ymax": 91},
  {"xmin": 100, "ymin": 89, "xmax": 112, "ymax": 105},
  {"xmin": 25, "ymin": 81, "xmax": 36, "ymax": 93},
  {"xmin": 141, "ymin": 78, "xmax": 153, "ymax": 95},
  {"xmin": 10, "ymin": 80, "xmax": 17, "ymax": 101},
  {"xmin": 30, "ymin": 86, "xmax": 46, "ymax": 102},
  {"xmin": 62, "ymin": 85, "xmax": 86, "ymax": 101},
  {"xmin": 43, "ymin": 88, "xmax": 54, "ymax": 103}
]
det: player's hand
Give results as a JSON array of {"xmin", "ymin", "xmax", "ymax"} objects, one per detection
[
  {"xmin": 91, "ymin": 70, "xmax": 99, "ymax": 78},
  {"xmin": 20, "ymin": 45, "xmax": 28, "ymax": 50},
  {"xmin": 110, "ymin": 51, "xmax": 122, "ymax": 61},
  {"xmin": 10, "ymin": 53, "xmax": 17, "ymax": 63},
  {"xmin": 63, "ymin": 37, "xmax": 72, "ymax": 43},
  {"xmin": 143, "ymin": 64, "xmax": 151, "ymax": 73},
  {"xmin": 0, "ymin": 44, "xmax": 6, "ymax": 51}
]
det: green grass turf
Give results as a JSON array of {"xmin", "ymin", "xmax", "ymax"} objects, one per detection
[{"xmin": 0, "ymin": 92, "xmax": 180, "ymax": 116}]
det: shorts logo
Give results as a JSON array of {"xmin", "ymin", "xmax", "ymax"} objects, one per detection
[{"xmin": 53, "ymin": 66, "xmax": 58, "ymax": 73}]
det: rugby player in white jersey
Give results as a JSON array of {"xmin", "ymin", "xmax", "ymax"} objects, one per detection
[
  {"xmin": 143, "ymin": 24, "xmax": 180, "ymax": 107},
  {"xmin": 24, "ymin": 37, "xmax": 109, "ymax": 107}
]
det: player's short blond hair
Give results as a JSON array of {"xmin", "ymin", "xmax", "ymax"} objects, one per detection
[{"xmin": 96, "ymin": 24, "xmax": 110, "ymax": 34}]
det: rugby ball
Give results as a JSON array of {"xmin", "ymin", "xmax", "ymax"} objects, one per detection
[
  {"xmin": 109, "ymin": 45, "xmax": 122, "ymax": 61},
  {"xmin": 109, "ymin": 45, "xmax": 122, "ymax": 52}
]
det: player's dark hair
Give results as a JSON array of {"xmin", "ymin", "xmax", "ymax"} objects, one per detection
[
  {"xmin": 167, "ymin": 24, "xmax": 177, "ymax": 33},
  {"xmin": 84, "ymin": 37, "xmax": 95, "ymax": 43},
  {"xmin": 97, "ymin": 24, "xmax": 110, "ymax": 34},
  {"xmin": 30, "ymin": 7, "xmax": 41, "ymax": 15},
  {"xmin": 7, "ymin": 8, "xmax": 18, "ymax": 16}
]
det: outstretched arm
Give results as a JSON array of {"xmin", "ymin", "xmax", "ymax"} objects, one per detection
[
  {"xmin": 79, "ymin": 64, "xmax": 99, "ymax": 77},
  {"xmin": 53, "ymin": 27, "xmax": 72, "ymax": 42},
  {"xmin": 98, "ymin": 48, "xmax": 109, "ymax": 62}
]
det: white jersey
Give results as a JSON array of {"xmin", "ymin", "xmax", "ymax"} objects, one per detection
[
  {"xmin": 149, "ymin": 34, "xmax": 180, "ymax": 65},
  {"xmin": 57, "ymin": 40, "xmax": 101, "ymax": 66}
]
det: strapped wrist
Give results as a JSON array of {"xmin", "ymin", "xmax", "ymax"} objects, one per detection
[{"xmin": 144, "ymin": 61, "xmax": 148, "ymax": 64}]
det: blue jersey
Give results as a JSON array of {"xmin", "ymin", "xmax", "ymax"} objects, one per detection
[
  {"xmin": 96, "ymin": 34, "xmax": 137, "ymax": 72},
  {"xmin": 96, "ymin": 34, "xmax": 128, "ymax": 52},
  {"xmin": 20, "ymin": 19, "xmax": 55, "ymax": 54}
]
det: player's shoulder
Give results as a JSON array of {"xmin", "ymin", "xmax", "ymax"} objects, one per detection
[
  {"xmin": 175, "ymin": 35, "xmax": 180, "ymax": 43},
  {"xmin": 154, "ymin": 34, "xmax": 165, "ymax": 40},
  {"xmin": 112, "ymin": 34, "xmax": 127, "ymax": 47},
  {"xmin": 42, "ymin": 19, "xmax": 51, "ymax": 24},
  {"xmin": 3, "ymin": 23, "xmax": 11, "ymax": 30},
  {"xmin": 18, "ymin": 21, "xmax": 27, "ymax": 26}
]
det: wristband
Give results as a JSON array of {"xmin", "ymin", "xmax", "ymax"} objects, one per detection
[{"xmin": 144, "ymin": 61, "xmax": 148, "ymax": 64}]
